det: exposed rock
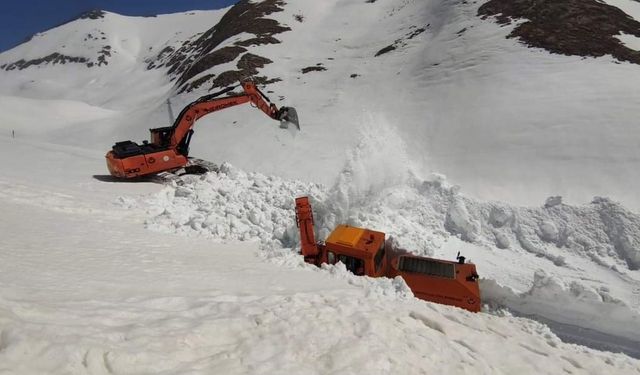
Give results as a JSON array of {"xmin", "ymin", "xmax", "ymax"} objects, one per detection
[
  {"xmin": 375, "ymin": 25, "xmax": 429, "ymax": 57},
  {"xmin": 152, "ymin": 0, "xmax": 290, "ymax": 89},
  {"xmin": 237, "ymin": 53, "xmax": 273, "ymax": 74},
  {"xmin": 97, "ymin": 45, "xmax": 111, "ymax": 66},
  {"xmin": 180, "ymin": 53, "xmax": 278, "ymax": 93},
  {"xmin": 147, "ymin": 46, "xmax": 175, "ymax": 69},
  {"xmin": 2, "ymin": 53, "xmax": 89, "ymax": 71},
  {"xmin": 407, "ymin": 26, "xmax": 427, "ymax": 39},
  {"xmin": 478, "ymin": 0, "xmax": 640, "ymax": 65},
  {"xmin": 182, "ymin": 74, "xmax": 216, "ymax": 93},
  {"xmin": 79, "ymin": 10, "xmax": 106, "ymax": 20},
  {"xmin": 178, "ymin": 46, "xmax": 247, "ymax": 86},
  {"xmin": 301, "ymin": 65, "xmax": 327, "ymax": 73},
  {"xmin": 375, "ymin": 44, "xmax": 396, "ymax": 57},
  {"xmin": 234, "ymin": 36, "xmax": 281, "ymax": 47}
]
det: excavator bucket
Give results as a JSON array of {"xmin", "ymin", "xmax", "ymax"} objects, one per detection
[{"xmin": 278, "ymin": 107, "xmax": 300, "ymax": 131}]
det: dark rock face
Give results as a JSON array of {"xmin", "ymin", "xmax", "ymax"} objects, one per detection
[
  {"xmin": 375, "ymin": 45, "xmax": 396, "ymax": 57},
  {"xmin": 178, "ymin": 46, "xmax": 248, "ymax": 84},
  {"xmin": 79, "ymin": 10, "xmax": 106, "ymax": 20},
  {"xmin": 301, "ymin": 65, "xmax": 327, "ymax": 73},
  {"xmin": 2, "ymin": 53, "xmax": 89, "ymax": 71},
  {"xmin": 478, "ymin": 0, "xmax": 640, "ymax": 65},
  {"xmin": 151, "ymin": 0, "xmax": 290, "ymax": 92},
  {"xmin": 375, "ymin": 24, "xmax": 428, "ymax": 57},
  {"xmin": 180, "ymin": 53, "xmax": 279, "ymax": 93},
  {"xmin": 96, "ymin": 46, "xmax": 111, "ymax": 67}
]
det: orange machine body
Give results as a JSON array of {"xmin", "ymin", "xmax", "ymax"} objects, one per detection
[
  {"xmin": 106, "ymin": 81, "xmax": 299, "ymax": 179},
  {"xmin": 295, "ymin": 196, "xmax": 481, "ymax": 312}
]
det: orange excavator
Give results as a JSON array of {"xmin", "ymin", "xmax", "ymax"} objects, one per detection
[
  {"xmin": 106, "ymin": 80, "xmax": 299, "ymax": 179},
  {"xmin": 295, "ymin": 197, "xmax": 481, "ymax": 312}
]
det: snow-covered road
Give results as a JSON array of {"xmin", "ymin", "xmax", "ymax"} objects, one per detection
[{"xmin": 1, "ymin": 137, "xmax": 639, "ymax": 374}]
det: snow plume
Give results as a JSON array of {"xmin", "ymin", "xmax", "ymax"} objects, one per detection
[{"xmin": 327, "ymin": 112, "xmax": 415, "ymax": 219}]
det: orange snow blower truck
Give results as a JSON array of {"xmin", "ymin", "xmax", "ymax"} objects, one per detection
[
  {"xmin": 295, "ymin": 197, "xmax": 481, "ymax": 312},
  {"xmin": 106, "ymin": 80, "xmax": 299, "ymax": 178}
]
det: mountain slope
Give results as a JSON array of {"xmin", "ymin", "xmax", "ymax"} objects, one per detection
[{"xmin": 1, "ymin": 0, "xmax": 639, "ymax": 211}]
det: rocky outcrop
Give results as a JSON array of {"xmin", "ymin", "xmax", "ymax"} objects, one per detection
[
  {"xmin": 479, "ymin": 0, "xmax": 640, "ymax": 65},
  {"xmin": 150, "ymin": 0, "xmax": 291, "ymax": 92}
]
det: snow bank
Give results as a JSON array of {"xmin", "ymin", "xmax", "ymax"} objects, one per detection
[
  {"xmin": 482, "ymin": 270, "xmax": 640, "ymax": 343},
  {"xmin": 145, "ymin": 163, "xmax": 326, "ymax": 246},
  {"xmin": 147, "ymin": 163, "xmax": 640, "ymax": 272},
  {"xmin": 145, "ymin": 158, "xmax": 640, "ymax": 350}
]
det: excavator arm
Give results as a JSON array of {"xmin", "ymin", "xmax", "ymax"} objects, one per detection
[{"xmin": 168, "ymin": 81, "xmax": 299, "ymax": 149}]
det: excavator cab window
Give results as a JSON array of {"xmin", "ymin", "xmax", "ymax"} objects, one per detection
[
  {"xmin": 338, "ymin": 254, "xmax": 365, "ymax": 276},
  {"xmin": 149, "ymin": 127, "xmax": 173, "ymax": 148}
]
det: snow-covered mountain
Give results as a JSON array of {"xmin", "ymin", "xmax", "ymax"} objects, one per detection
[{"xmin": 1, "ymin": 0, "xmax": 640, "ymax": 372}]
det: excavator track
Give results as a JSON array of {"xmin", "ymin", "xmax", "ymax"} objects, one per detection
[
  {"xmin": 151, "ymin": 158, "xmax": 219, "ymax": 185},
  {"xmin": 186, "ymin": 158, "xmax": 219, "ymax": 174}
]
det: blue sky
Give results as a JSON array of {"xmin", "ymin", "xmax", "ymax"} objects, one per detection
[{"xmin": 0, "ymin": 0, "xmax": 239, "ymax": 52}]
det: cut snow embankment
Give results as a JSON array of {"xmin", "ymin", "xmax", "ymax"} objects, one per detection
[
  {"xmin": 145, "ymin": 123, "xmax": 640, "ymax": 353},
  {"xmin": 1, "ymin": 131, "xmax": 639, "ymax": 373}
]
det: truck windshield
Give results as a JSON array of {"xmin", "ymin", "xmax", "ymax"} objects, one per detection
[{"xmin": 338, "ymin": 255, "xmax": 365, "ymax": 276}]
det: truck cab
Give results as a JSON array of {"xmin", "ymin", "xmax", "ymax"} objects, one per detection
[
  {"xmin": 294, "ymin": 196, "xmax": 481, "ymax": 312},
  {"xmin": 323, "ymin": 225, "xmax": 387, "ymax": 277}
]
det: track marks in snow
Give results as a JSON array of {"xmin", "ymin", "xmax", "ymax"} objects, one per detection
[
  {"xmin": 409, "ymin": 310, "xmax": 446, "ymax": 334},
  {"xmin": 519, "ymin": 342, "xmax": 550, "ymax": 357}
]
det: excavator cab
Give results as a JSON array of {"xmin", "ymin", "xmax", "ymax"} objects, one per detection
[{"xmin": 149, "ymin": 126, "xmax": 173, "ymax": 148}]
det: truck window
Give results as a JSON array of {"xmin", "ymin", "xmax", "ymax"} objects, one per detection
[
  {"xmin": 399, "ymin": 256, "xmax": 455, "ymax": 279},
  {"xmin": 338, "ymin": 254, "xmax": 365, "ymax": 276},
  {"xmin": 374, "ymin": 243, "xmax": 385, "ymax": 273}
]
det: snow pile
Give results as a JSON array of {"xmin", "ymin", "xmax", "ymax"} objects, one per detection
[
  {"xmin": 144, "ymin": 158, "xmax": 640, "ymax": 352},
  {"xmin": 144, "ymin": 158, "xmax": 640, "ymax": 276},
  {"xmin": 145, "ymin": 163, "xmax": 326, "ymax": 247},
  {"xmin": 483, "ymin": 270, "xmax": 640, "ymax": 344}
]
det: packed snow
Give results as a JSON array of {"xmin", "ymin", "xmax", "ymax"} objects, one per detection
[
  {"xmin": 1, "ymin": 137, "xmax": 639, "ymax": 374},
  {"xmin": 1, "ymin": 0, "xmax": 640, "ymax": 373}
]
